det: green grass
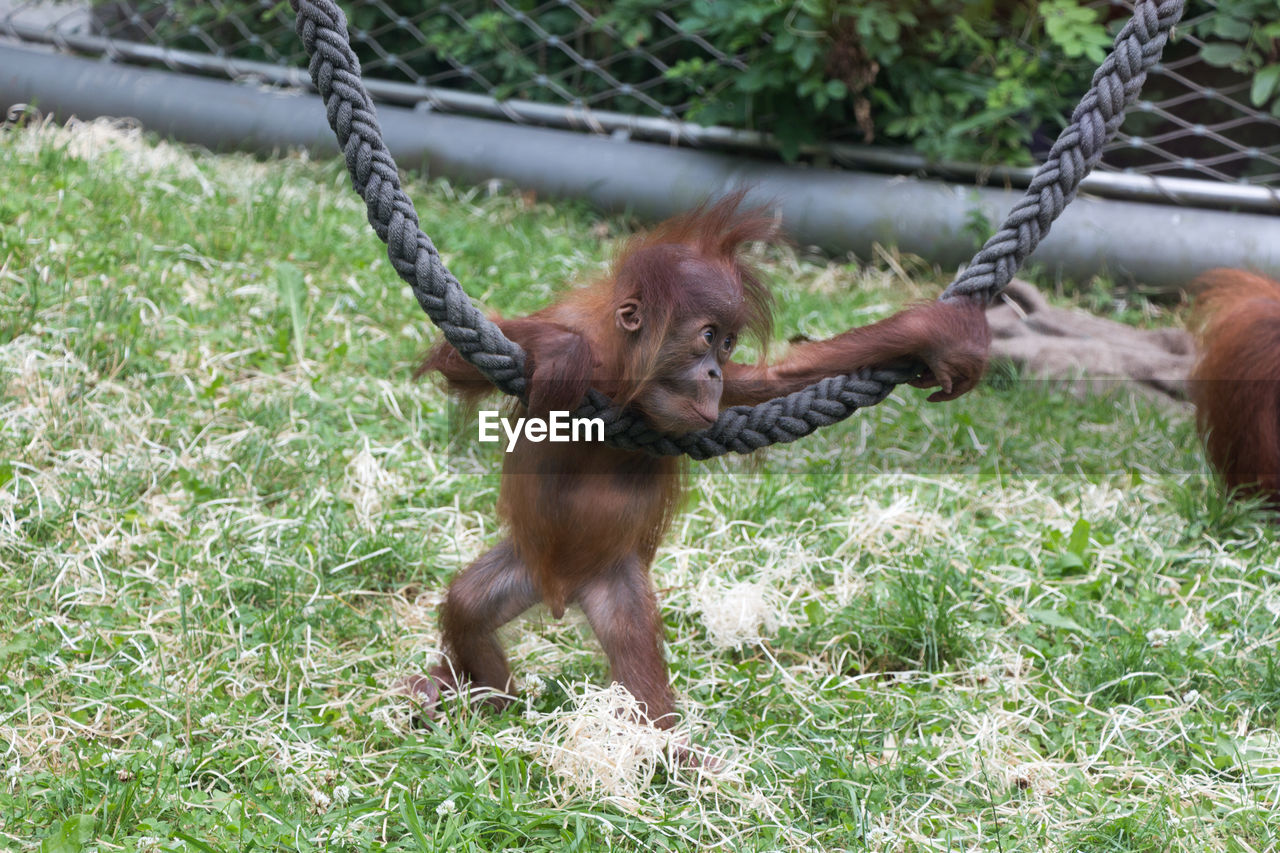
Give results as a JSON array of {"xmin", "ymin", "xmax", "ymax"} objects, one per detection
[{"xmin": 2, "ymin": 118, "xmax": 1279, "ymax": 852}]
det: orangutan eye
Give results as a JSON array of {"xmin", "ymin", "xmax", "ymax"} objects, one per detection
[
  {"xmin": 702, "ymin": 327, "xmax": 715, "ymax": 345},
  {"xmin": 722, "ymin": 335, "xmax": 735, "ymax": 353}
]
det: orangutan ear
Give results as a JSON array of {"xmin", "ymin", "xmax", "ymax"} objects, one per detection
[{"xmin": 616, "ymin": 298, "xmax": 643, "ymax": 332}]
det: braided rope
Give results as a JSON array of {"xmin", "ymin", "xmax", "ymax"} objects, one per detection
[
  {"xmin": 940, "ymin": 0, "xmax": 1184, "ymax": 305},
  {"xmin": 289, "ymin": 0, "xmax": 1184, "ymax": 459}
]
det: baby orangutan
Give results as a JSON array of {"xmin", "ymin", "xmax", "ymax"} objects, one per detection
[{"xmin": 410, "ymin": 193, "xmax": 990, "ymax": 729}]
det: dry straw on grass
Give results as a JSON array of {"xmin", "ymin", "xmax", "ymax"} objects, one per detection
[{"xmin": 3, "ymin": 120, "xmax": 1279, "ymax": 850}]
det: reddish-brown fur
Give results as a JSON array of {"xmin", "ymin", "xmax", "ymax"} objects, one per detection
[
  {"xmin": 1189, "ymin": 269, "xmax": 1280, "ymax": 504},
  {"xmin": 413, "ymin": 193, "xmax": 990, "ymax": 728}
]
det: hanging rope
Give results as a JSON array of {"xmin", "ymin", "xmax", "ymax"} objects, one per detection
[
  {"xmin": 289, "ymin": 0, "xmax": 1185, "ymax": 460},
  {"xmin": 940, "ymin": 0, "xmax": 1185, "ymax": 306}
]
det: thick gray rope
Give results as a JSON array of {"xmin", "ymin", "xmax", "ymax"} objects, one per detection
[
  {"xmin": 290, "ymin": 0, "xmax": 1184, "ymax": 460},
  {"xmin": 940, "ymin": 0, "xmax": 1184, "ymax": 305}
]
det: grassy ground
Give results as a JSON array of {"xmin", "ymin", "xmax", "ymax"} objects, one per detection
[{"xmin": 2, "ymin": 119, "xmax": 1278, "ymax": 853}]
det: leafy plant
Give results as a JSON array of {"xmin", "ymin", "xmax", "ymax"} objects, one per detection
[
  {"xmin": 94, "ymin": 1, "xmax": 1279, "ymax": 169},
  {"xmin": 1040, "ymin": 0, "xmax": 1112, "ymax": 63},
  {"xmin": 1187, "ymin": 0, "xmax": 1280, "ymax": 117}
]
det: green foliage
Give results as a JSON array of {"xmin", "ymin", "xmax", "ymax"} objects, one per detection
[
  {"xmin": 40, "ymin": 816, "xmax": 95, "ymax": 853},
  {"xmin": 127, "ymin": 0, "xmax": 1103, "ymax": 164},
  {"xmin": 1040, "ymin": 0, "xmax": 1112, "ymax": 63},
  {"xmin": 1187, "ymin": 0, "xmax": 1280, "ymax": 117},
  {"xmin": 1044, "ymin": 517, "xmax": 1094, "ymax": 574},
  {"xmin": 1069, "ymin": 807, "xmax": 1178, "ymax": 853},
  {"xmin": 121, "ymin": 1, "xmax": 1279, "ymax": 162},
  {"xmin": 869, "ymin": 560, "xmax": 976, "ymax": 672}
]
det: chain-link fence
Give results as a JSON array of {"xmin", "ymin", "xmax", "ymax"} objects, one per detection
[{"xmin": 2, "ymin": 1, "xmax": 1278, "ymax": 210}]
